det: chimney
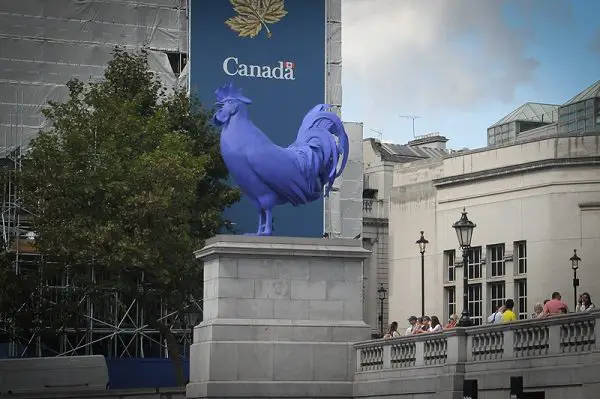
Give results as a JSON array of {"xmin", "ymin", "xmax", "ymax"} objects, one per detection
[{"xmin": 407, "ymin": 132, "xmax": 449, "ymax": 150}]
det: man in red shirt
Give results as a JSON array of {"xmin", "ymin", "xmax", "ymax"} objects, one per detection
[{"xmin": 543, "ymin": 292, "xmax": 569, "ymax": 316}]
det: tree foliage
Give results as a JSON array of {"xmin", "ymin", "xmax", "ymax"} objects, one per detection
[{"xmin": 9, "ymin": 49, "xmax": 239, "ymax": 380}]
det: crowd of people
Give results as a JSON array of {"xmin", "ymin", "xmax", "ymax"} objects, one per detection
[
  {"xmin": 529, "ymin": 291, "xmax": 595, "ymax": 318},
  {"xmin": 384, "ymin": 314, "xmax": 456, "ymax": 338},
  {"xmin": 383, "ymin": 291, "xmax": 595, "ymax": 339}
]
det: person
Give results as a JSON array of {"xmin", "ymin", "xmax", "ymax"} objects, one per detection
[
  {"xmin": 444, "ymin": 314, "xmax": 459, "ymax": 329},
  {"xmin": 501, "ymin": 299, "xmax": 517, "ymax": 322},
  {"xmin": 428, "ymin": 316, "xmax": 443, "ymax": 333},
  {"xmin": 420, "ymin": 316, "xmax": 431, "ymax": 333},
  {"xmin": 531, "ymin": 303, "xmax": 544, "ymax": 318},
  {"xmin": 383, "ymin": 321, "xmax": 401, "ymax": 339},
  {"xmin": 576, "ymin": 292, "xmax": 595, "ymax": 312},
  {"xmin": 488, "ymin": 305, "xmax": 505, "ymax": 324},
  {"xmin": 405, "ymin": 316, "xmax": 418, "ymax": 335},
  {"xmin": 413, "ymin": 317, "xmax": 427, "ymax": 334},
  {"xmin": 543, "ymin": 292, "xmax": 568, "ymax": 316}
]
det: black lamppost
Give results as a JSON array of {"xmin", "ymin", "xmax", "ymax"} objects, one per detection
[
  {"xmin": 570, "ymin": 249, "xmax": 581, "ymax": 310},
  {"xmin": 452, "ymin": 208, "xmax": 476, "ymax": 327},
  {"xmin": 416, "ymin": 231, "xmax": 429, "ymax": 317},
  {"xmin": 377, "ymin": 283, "xmax": 387, "ymax": 337}
]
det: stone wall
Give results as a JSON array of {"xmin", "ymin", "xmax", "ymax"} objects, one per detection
[{"xmin": 354, "ymin": 311, "xmax": 600, "ymax": 398}]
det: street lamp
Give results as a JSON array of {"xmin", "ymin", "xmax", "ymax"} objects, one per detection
[
  {"xmin": 416, "ymin": 231, "xmax": 429, "ymax": 317},
  {"xmin": 570, "ymin": 249, "xmax": 581, "ymax": 310},
  {"xmin": 377, "ymin": 283, "xmax": 388, "ymax": 337},
  {"xmin": 452, "ymin": 208, "xmax": 476, "ymax": 327}
]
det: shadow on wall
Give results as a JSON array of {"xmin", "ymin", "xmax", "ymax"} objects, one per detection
[{"xmin": 106, "ymin": 358, "xmax": 189, "ymax": 389}]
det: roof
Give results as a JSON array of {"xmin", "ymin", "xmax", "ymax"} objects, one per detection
[
  {"xmin": 367, "ymin": 138, "xmax": 447, "ymax": 162},
  {"xmin": 489, "ymin": 102, "xmax": 559, "ymax": 128},
  {"xmin": 562, "ymin": 80, "xmax": 600, "ymax": 106}
]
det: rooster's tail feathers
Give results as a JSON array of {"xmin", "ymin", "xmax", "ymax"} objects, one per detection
[{"xmin": 296, "ymin": 105, "xmax": 349, "ymax": 196}]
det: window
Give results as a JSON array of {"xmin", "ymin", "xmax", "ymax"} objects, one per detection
[
  {"xmin": 558, "ymin": 101, "xmax": 589, "ymax": 133},
  {"xmin": 489, "ymin": 282, "xmax": 506, "ymax": 314},
  {"xmin": 165, "ymin": 51, "xmax": 188, "ymax": 75},
  {"xmin": 515, "ymin": 241, "xmax": 527, "ymax": 275},
  {"xmin": 516, "ymin": 279, "xmax": 528, "ymax": 319},
  {"xmin": 444, "ymin": 250, "xmax": 455, "ymax": 282},
  {"xmin": 468, "ymin": 284, "xmax": 483, "ymax": 326},
  {"xmin": 489, "ymin": 244, "xmax": 505, "ymax": 277},
  {"xmin": 445, "ymin": 286, "xmax": 456, "ymax": 321},
  {"xmin": 467, "ymin": 247, "xmax": 482, "ymax": 280}
]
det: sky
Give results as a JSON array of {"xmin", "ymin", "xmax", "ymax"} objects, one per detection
[{"xmin": 341, "ymin": 0, "xmax": 600, "ymax": 149}]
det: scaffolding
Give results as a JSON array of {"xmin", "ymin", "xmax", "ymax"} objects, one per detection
[
  {"xmin": 0, "ymin": 0, "xmax": 194, "ymax": 359},
  {"xmin": 0, "ymin": 92, "xmax": 200, "ymax": 360}
]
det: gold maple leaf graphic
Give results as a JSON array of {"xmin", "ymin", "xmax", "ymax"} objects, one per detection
[{"xmin": 225, "ymin": 0, "xmax": 288, "ymax": 39}]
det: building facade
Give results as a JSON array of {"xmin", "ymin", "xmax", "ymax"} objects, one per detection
[
  {"xmin": 388, "ymin": 133, "xmax": 600, "ymax": 326},
  {"xmin": 324, "ymin": 121, "xmax": 364, "ymax": 240},
  {"xmin": 361, "ymin": 136, "xmax": 447, "ymax": 335}
]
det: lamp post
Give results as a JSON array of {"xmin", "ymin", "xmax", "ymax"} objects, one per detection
[
  {"xmin": 570, "ymin": 249, "xmax": 581, "ymax": 310},
  {"xmin": 452, "ymin": 208, "xmax": 476, "ymax": 327},
  {"xmin": 377, "ymin": 283, "xmax": 388, "ymax": 337},
  {"xmin": 416, "ymin": 231, "xmax": 429, "ymax": 317}
]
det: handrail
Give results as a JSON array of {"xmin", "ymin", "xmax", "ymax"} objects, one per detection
[{"xmin": 354, "ymin": 310, "xmax": 600, "ymax": 373}]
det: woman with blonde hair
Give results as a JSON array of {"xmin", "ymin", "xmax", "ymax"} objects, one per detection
[
  {"xmin": 444, "ymin": 314, "xmax": 459, "ymax": 329},
  {"xmin": 532, "ymin": 302, "xmax": 544, "ymax": 318}
]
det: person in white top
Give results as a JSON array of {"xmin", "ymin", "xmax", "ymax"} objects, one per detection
[
  {"xmin": 383, "ymin": 321, "xmax": 401, "ymax": 339},
  {"xmin": 576, "ymin": 292, "xmax": 595, "ymax": 312},
  {"xmin": 487, "ymin": 305, "xmax": 505, "ymax": 324},
  {"xmin": 405, "ymin": 316, "xmax": 418, "ymax": 335},
  {"xmin": 428, "ymin": 316, "xmax": 443, "ymax": 333}
]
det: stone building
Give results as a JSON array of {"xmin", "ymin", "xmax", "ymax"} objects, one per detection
[
  {"xmin": 388, "ymin": 120, "xmax": 600, "ymax": 327},
  {"xmin": 388, "ymin": 80, "xmax": 600, "ymax": 326},
  {"xmin": 361, "ymin": 135, "xmax": 447, "ymax": 336}
]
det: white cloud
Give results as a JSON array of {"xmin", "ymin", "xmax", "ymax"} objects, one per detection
[{"xmin": 342, "ymin": 0, "xmax": 571, "ymax": 122}]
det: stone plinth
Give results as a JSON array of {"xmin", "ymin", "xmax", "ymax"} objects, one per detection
[{"xmin": 186, "ymin": 235, "xmax": 370, "ymax": 399}]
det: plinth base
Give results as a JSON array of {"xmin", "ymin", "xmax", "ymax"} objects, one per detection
[{"xmin": 186, "ymin": 236, "xmax": 370, "ymax": 399}]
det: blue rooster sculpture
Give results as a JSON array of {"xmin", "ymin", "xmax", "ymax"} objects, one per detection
[{"xmin": 212, "ymin": 82, "xmax": 349, "ymax": 236}]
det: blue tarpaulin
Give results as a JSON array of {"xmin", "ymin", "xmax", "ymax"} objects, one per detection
[{"xmin": 105, "ymin": 358, "xmax": 189, "ymax": 389}]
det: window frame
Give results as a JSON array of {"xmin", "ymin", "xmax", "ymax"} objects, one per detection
[
  {"xmin": 444, "ymin": 250, "xmax": 456, "ymax": 283},
  {"xmin": 488, "ymin": 244, "xmax": 505, "ymax": 277},
  {"xmin": 515, "ymin": 241, "xmax": 527, "ymax": 275},
  {"xmin": 516, "ymin": 279, "xmax": 528, "ymax": 320},
  {"xmin": 467, "ymin": 247, "xmax": 483, "ymax": 280},
  {"xmin": 467, "ymin": 283, "xmax": 483, "ymax": 326},
  {"xmin": 489, "ymin": 281, "xmax": 506, "ymax": 315},
  {"xmin": 445, "ymin": 286, "xmax": 456, "ymax": 322}
]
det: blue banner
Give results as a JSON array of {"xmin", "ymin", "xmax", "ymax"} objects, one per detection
[{"xmin": 189, "ymin": 0, "xmax": 326, "ymax": 237}]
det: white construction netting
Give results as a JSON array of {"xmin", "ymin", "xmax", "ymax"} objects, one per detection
[{"xmin": 0, "ymin": 0, "xmax": 189, "ymax": 154}]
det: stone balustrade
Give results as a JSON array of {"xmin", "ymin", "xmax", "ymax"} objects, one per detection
[{"xmin": 354, "ymin": 311, "xmax": 600, "ymax": 398}]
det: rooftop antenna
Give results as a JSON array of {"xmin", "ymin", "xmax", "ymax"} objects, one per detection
[
  {"xmin": 399, "ymin": 115, "xmax": 420, "ymax": 138},
  {"xmin": 369, "ymin": 128, "xmax": 383, "ymax": 141}
]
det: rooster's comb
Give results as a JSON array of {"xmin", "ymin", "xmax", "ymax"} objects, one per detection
[{"xmin": 215, "ymin": 82, "xmax": 252, "ymax": 104}]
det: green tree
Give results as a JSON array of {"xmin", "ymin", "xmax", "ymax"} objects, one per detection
[{"xmin": 19, "ymin": 49, "xmax": 239, "ymax": 383}]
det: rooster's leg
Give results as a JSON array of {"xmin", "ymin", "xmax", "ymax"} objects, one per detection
[
  {"xmin": 257, "ymin": 209, "xmax": 266, "ymax": 234},
  {"xmin": 261, "ymin": 208, "xmax": 273, "ymax": 236},
  {"xmin": 245, "ymin": 210, "xmax": 266, "ymax": 235}
]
